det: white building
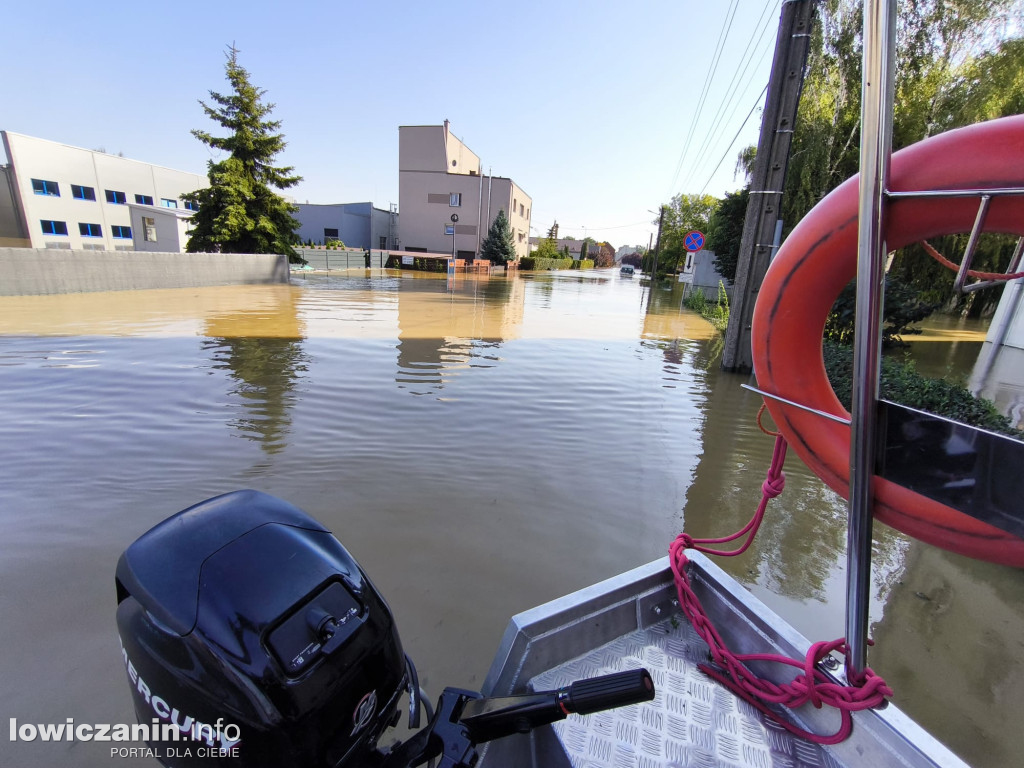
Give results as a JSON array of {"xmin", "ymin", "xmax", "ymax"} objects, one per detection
[
  {"xmin": 398, "ymin": 122, "xmax": 532, "ymax": 261},
  {"xmin": 130, "ymin": 204, "xmax": 194, "ymax": 252},
  {"xmin": 0, "ymin": 131, "xmax": 206, "ymax": 252}
]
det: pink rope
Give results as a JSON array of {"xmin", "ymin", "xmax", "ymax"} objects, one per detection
[{"xmin": 670, "ymin": 434, "xmax": 893, "ymax": 745}]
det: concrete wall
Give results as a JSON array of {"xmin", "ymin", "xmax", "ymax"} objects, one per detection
[{"xmin": 0, "ymin": 247, "xmax": 288, "ymax": 296}]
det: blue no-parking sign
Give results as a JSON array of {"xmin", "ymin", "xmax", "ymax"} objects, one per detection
[{"xmin": 684, "ymin": 230, "xmax": 705, "ymax": 252}]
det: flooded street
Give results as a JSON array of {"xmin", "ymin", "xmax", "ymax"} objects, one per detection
[{"xmin": 1, "ymin": 270, "xmax": 1021, "ymax": 768}]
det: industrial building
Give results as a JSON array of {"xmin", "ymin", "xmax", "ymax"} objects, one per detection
[
  {"xmin": 0, "ymin": 131, "xmax": 206, "ymax": 252},
  {"xmin": 294, "ymin": 202, "xmax": 398, "ymax": 250}
]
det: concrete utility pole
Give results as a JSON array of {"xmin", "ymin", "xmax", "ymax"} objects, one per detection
[
  {"xmin": 721, "ymin": 0, "xmax": 815, "ymax": 373},
  {"xmin": 652, "ymin": 206, "xmax": 665, "ymax": 278}
]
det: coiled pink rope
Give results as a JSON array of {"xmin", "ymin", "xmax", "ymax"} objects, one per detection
[{"xmin": 670, "ymin": 433, "xmax": 893, "ymax": 745}]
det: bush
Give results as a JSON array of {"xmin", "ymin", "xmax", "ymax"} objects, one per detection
[
  {"xmin": 823, "ymin": 341, "xmax": 1021, "ymax": 438},
  {"xmin": 570, "ymin": 259, "xmax": 595, "ymax": 270},
  {"xmin": 683, "ymin": 281, "xmax": 730, "ymax": 331},
  {"xmin": 521, "ymin": 257, "xmax": 574, "ymax": 270},
  {"xmin": 826, "ymin": 277, "xmax": 938, "ymax": 347}
]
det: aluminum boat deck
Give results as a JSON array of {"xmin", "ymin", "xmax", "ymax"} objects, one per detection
[{"xmin": 478, "ymin": 554, "xmax": 966, "ymax": 767}]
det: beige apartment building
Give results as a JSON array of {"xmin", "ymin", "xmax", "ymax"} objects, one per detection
[{"xmin": 398, "ymin": 122, "xmax": 532, "ymax": 261}]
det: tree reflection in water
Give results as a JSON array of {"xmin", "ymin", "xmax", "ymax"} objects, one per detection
[{"xmin": 203, "ymin": 337, "xmax": 309, "ymax": 454}]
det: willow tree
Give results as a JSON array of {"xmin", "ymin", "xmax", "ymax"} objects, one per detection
[
  {"xmin": 782, "ymin": 0, "xmax": 1024, "ymax": 312},
  {"xmin": 184, "ymin": 46, "xmax": 302, "ymax": 261}
]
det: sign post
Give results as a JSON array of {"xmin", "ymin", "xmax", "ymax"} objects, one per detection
[{"xmin": 449, "ymin": 214, "xmax": 458, "ymax": 280}]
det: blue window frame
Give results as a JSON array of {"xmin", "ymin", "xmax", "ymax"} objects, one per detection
[
  {"xmin": 32, "ymin": 179, "xmax": 60, "ymax": 196},
  {"xmin": 111, "ymin": 225, "xmax": 132, "ymax": 239},
  {"xmin": 40, "ymin": 220, "xmax": 68, "ymax": 235},
  {"xmin": 71, "ymin": 184, "xmax": 96, "ymax": 201},
  {"xmin": 160, "ymin": 198, "xmax": 178, "ymax": 209},
  {"xmin": 105, "ymin": 190, "xmax": 127, "ymax": 204},
  {"xmin": 183, "ymin": 200, "xmax": 198, "ymax": 211},
  {"xmin": 79, "ymin": 222, "xmax": 103, "ymax": 237},
  {"xmin": 134, "ymin": 194, "xmax": 154, "ymax": 205}
]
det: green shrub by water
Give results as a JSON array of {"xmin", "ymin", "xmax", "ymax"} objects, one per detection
[
  {"xmin": 684, "ymin": 281, "xmax": 730, "ymax": 332},
  {"xmin": 823, "ymin": 341, "xmax": 1021, "ymax": 438},
  {"xmin": 520, "ymin": 257, "xmax": 576, "ymax": 270}
]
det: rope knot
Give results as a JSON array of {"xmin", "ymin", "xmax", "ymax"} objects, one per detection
[{"xmin": 762, "ymin": 470, "xmax": 786, "ymax": 499}]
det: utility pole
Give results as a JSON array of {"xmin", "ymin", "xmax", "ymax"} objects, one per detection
[
  {"xmin": 721, "ymin": 0, "xmax": 815, "ymax": 373},
  {"xmin": 651, "ymin": 206, "xmax": 665, "ymax": 278}
]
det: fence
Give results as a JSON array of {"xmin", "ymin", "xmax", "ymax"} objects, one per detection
[{"xmin": 295, "ymin": 248, "xmax": 388, "ymax": 270}]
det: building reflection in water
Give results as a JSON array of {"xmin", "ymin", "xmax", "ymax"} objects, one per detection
[
  {"xmin": 394, "ymin": 273, "xmax": 524, "ymax": 396},
  {"xmin": 202, "ymin": 288, "xmax": 308, "ymax": 454}
]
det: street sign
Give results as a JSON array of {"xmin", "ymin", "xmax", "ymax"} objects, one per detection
[
  {"xmin": 683, "ymin": 230, "xmax": 705, "ymax": 252},
  {"xmin": 451, "ymin": 214, "xmax": 459, "ymax": 223},
  {"xmin": 444, "ymin": 225, "xmax": 455, "ymax": 235}
]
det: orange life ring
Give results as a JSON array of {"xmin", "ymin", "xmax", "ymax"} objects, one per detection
[{"xmin": 751, "ymin": 115, "xmax": 1024, "ymax": 568}]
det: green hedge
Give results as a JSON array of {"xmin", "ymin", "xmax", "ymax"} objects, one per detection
[
  {"xmin": 520, "ymin": 257, "xmax": 575, "ymax": 270},
  {"xmin": 571, "ymin": 259, "xmax": 595, "ymax": 270},
  {"xmin": 823, "ymin": 341, "xmax": 1021, "ymax": 438}
]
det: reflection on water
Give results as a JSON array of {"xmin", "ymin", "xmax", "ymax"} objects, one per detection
[
  {"xmin": 0, "ymin": 270, "xmax": 1019, "ymax": 768},
  {"xmin": 204, "ymin": 337, "xmax": 309, "ymax": 454}
]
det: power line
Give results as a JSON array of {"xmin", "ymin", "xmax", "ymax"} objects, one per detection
[
  {"xmin": 680, "ymin": 1, "xmax": 781, "ymax": 193},
  {"xmin": 665, "ymin": 0, "xmax": 741, "ymax": 197},
  {"xmin": 698, "ymin": 83, "xmax": 769, "ymax": 196}
]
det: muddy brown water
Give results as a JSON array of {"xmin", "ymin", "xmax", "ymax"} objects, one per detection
[{"xmin": 0, "ymin": 270, "xmax": 1020, "ymax": 767}]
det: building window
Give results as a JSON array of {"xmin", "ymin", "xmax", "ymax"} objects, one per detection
[
  {"xmin": 32, "ymin": 179, "xmax": 60, "ymax": 196},
  {"xmin": 513, "ymin": 197, "xmax": 517, "ymax": 211},
  {"xmin": 40, "ymin": 220, "xmax": 68, "ymax": 235},
  {"xmin": 183, "ymin": 200, "xmax": 198, "ymax": 211},
  {"xmin": 105, "ymin": 190, "xmax": 127, "ymax": 204},
  {"xmin": 79, "ymin": 222, "xmax": 103, "ymax": 237},
  {"xmin": 161, "ymin": 198, "xmax": 178, "ymax": 209},
  {"xmin": 111, "ymin": 225, "xmax": 132, "ymax": 239},
  {"xmin": 379, "ymin": 236, "xmax": 387, "ymax": 250},
  {"xmin": 520, "ymin": 203, "xmax": 525, "ymax": 217},
  {"xmin": 143, "ymin": 217, "xmax": 157, "ymax": 242},
  {"xmin": 135, "ymin": 194, "xmax": 154, "ymax": 205},
  {"xmin": 72, "ymin": 184, "xmax": 96, "ymax": 201},
  {"xmin": 450, "ymin": 193, "xmax": 461, "ymax": 207}
]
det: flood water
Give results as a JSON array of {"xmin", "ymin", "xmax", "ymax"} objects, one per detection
[{"xmin": 1, "ymin": 270, "xmax": 1021, "ymax": 768}]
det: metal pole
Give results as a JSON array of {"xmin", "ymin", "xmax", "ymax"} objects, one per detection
[
  {"xmin": 721, "ymin": 0, "xmax": 815, "ymax": 373},
  {"xmin": 845, "ymin": 0, "xmax": 896, "ymax": 685}
]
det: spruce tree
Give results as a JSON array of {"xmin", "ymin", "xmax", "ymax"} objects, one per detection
[
  {"xmin": 479, "ymin": 209, "xmax": 517, "ymax": 264},
  {"xmin": 184, "ymin": 46, "xmax": 302, "ymax": 261}
]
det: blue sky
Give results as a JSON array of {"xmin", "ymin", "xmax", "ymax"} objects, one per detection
[{"xmin": 2, "ymin": 0, "xmax": 781, "ymax": 250}]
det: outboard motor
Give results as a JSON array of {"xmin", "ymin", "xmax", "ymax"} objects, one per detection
[
  {"xmin": 117, "ymin": 491, "xmax": 656, "ymax": 768},
  {"xmin": 115, "ymin": 490, "xmax": 410, "ymax": 767}
]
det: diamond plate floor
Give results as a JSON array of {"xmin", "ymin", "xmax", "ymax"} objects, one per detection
[{"xmin": 530, "ymin": 617, "xmax": 838, "ymax": 768}]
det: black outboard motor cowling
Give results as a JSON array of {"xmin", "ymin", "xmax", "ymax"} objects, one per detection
[{"xmin": 115, "ymin": 491, "xmax": 407, "ymax": 767}]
